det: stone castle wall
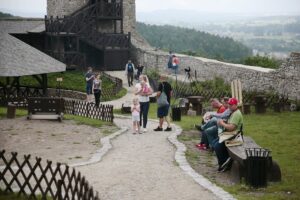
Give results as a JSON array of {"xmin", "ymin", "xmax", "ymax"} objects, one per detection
[
  {"xmin": 47, "ymin": 0, "xmax": 88, "ymax": 17},
  {"xmin": 132, "ymin": 45, "xmax": 300, "ymax": 100}
]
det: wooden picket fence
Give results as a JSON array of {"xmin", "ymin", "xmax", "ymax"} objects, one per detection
[
  {"xmin": 64, "ymin": 99, "xmax": 114, "ymax": 122},
  {"xmin": 0, "ymin": 150, "xmax": 100, "ymax": 200}
]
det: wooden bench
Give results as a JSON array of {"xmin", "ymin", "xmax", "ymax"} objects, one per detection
[
  {"xmin": 227, "ymin": 136, "xmax": 281, "ymax": 184},
  {"xmin": 27, "ymin": 97, "xmax": 64, "ymax": 121}
]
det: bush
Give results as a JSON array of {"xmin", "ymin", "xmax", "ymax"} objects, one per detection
[{"xmin": 243, "ymin": 55, "xmax": 281, "ymax": 69}]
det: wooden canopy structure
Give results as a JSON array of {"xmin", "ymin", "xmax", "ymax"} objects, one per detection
[{"xmin": 0, "ymin": 19, "xmax": 66, "ymax": 96}]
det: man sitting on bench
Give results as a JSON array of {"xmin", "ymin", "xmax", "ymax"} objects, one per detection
[{"xmin": 212, "ymin": 97, "xmax": 243, "ymax": 172}]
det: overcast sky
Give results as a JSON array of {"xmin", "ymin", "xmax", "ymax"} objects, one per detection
[{"xmin": 0, "ymin": 0, "xmax": 299, "ymax": 17}]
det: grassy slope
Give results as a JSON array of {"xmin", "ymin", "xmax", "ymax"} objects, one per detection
[
  {"xmin": 142, "ymin": 103, "xmax": 300, "ymax": 200},
  {"xmin": 18, "ymin": 71, "xmax": 114, "ymax": 92},
  {"xmin": 0, "ymin": 71, "xmax": 126, "ymax": 101}
]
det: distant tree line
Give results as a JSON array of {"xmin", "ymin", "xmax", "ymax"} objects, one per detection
[
  {"xmin": 0, "ymin": 11, "xmax": 18, "ymax": 18},
  {"xmin": 136, "ymin": 22, "xmax": 252, "ymax": 63}
]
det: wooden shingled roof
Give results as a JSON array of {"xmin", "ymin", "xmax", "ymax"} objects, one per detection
[{"xmin": 0, "ymin": 19, "xmax": 65, "ymax": 77}]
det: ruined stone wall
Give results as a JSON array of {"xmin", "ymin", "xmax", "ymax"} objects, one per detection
[
  {"xmin": 122, "ymin": 0, "xmax": 135, "ymax": 34},
  {"xmin": 47, "ymin": 0, "xmax": 89, "ymax": 17},
  {"xmin": 132, "ymin": 45, "xmax": 300, "ymax": 100}
]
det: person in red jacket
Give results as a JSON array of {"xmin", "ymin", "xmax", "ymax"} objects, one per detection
[{"xmin": 172, "ymin": 55, "xmax": 180, "ymax": 75}]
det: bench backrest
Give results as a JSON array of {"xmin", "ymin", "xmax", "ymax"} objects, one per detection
[
  {"xmin": 231, "ymin": 79, "xmax": 243, "ymax": 106},
  {"xmin": 28, "ymin": 97, "xmax": 64, "ymax": 114}
]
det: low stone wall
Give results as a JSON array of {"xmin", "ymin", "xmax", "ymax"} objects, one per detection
[
  {"xmin": 47, "ymin": 88, "xmax": 86, "ymax": 100},
  {"xmin": 132, "ymin": 44, "xmax": 300, "ymax": 100}
]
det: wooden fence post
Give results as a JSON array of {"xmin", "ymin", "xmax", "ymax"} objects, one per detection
[
  {"xmin": 72, "ymin": 100, "xmax": 75, "ymax": 115},
  {"xmin": 57, "ymin": 180, "xmax": 63, "ymax": 200}
]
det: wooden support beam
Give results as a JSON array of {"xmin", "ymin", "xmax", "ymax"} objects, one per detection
[
  {"xmin": 42, "ymin": 74, "xmax": 48, "ymax": 96},
  {"xmin": 33, "ymin": 75, "xmax": 43, "ymax": 86}
]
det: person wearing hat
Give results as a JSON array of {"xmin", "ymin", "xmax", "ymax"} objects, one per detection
[
  {"xmin": 196, "ymin": 97, "xmax": 232, "ymax": 150},
  {"xmin": 212, "ymin": 97, "xmax": 243, "ymax": 172}
]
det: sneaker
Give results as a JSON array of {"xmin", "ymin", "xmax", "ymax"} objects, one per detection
[
  {"xmin": 195, "ymin": 143, "xmax": 203, "ymax": 148},
  {"xmin": 218, "ymin": 157, "xmax": 232, "ymax": 172},
  {"xmin": 198, "ymin": 144, "xmax": 209, "ymax": 150},
  {"xmin": 221, "ymin": 157, "xmax": 232, "ymax": 168},
  {"xmin": 164, "ymin": 127, "xmax": 172, "ymax": 131},
  {"xmin": 143, "ymin": 128, "xmax": 147, "ymax": 133},
  {"xmin": 154, "ymin": 127, "xmax": 163, "ymax": 131}
]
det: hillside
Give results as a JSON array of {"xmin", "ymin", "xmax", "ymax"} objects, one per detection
[
  {"xmin": 0, "ymin": 11, "xmax": 19, "ymax": 18},
  {"xmin": 136, "ymin": 22, "xmax": 252, "ymax": 63}
]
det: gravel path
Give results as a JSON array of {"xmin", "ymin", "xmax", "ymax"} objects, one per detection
[{"xmin": 76, "ymin": 117, "xmax": 219, "ymax": 200}]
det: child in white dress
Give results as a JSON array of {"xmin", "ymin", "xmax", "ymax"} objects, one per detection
[{"xmin": 131, "ymin": 97, "xmax": 141, "ymax": 134}]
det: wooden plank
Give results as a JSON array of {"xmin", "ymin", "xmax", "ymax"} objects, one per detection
[{"xmin": 237, "ymin": 80, "xmax": 243, "ymax": 105}]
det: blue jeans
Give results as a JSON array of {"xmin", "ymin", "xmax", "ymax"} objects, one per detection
[
  {"xmin": 201, "ymin": 117, "xmax": 218, "ymax": 130},
  {"xmin": 173, "ymin": 65, "xmax": 178, "ymax": 74},
  {"xmin": 202, "ymin": 125, "xmax": 218, "ymax": 147},
  {"xmin": 212, "ymin": 138, "xmax": 229, "ymax": 166},
  {"xmin": 140, "ymin": 101, "xmax": 150, "ymax": 128}
]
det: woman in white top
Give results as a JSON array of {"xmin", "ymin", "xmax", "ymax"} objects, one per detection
[
  {"xmin": 135, "ymin": 75, "xmax": 153, "ymax": 132},
  {"xmin": 92, "ymin": 73, "xmax": 102, "ymax": 107}
]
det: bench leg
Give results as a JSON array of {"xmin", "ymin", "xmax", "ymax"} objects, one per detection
[
  {"xmin": 230, "ymin": 160, "xmax": 244, "ymax": 183},
  {"xmin": 268, "ymin": 160, "xmax": 281, "ymax": 182}
]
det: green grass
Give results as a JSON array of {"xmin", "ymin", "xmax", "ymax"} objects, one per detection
[
  {"xmin": 0, "ymin": 71, "xmax": 126, "ymax": 101},
  {"xmin": 0, "ymin": 107, "xmax": 27, "ymax": 119},
  {"xmin": 224, "ymin": 111, "xmax": 300, "ymax": 200},
  {"xmin": 64, "ymin": 114, "xmax": 115, "ymax": 128},
  {"xmin": 144, "ymin": 103, "xmax": 300, "ymax": 200},
  {"xmin": 102, "ymin": 88, "xmax": 127, "ymax": 102},
  {"xmin": 0, "ymin": 191, "xmax": 52, "ymax": 200}
]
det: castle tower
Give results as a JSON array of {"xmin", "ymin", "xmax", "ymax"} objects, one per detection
[{"xmin": 47, "ymin": 0, "xmax": 136, "ymax": 34}]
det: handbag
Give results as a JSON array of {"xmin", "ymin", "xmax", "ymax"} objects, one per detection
[
  {"xmin": 219, "ymin": 125, "xmax": 244, "ymax": 145},
  {"xmin": 157, "ymin": 84, "xmax": 169, "ymax": 107},
  {"xmin": 218, "ymin": 130, "xmax": 238, "ymax": 143},
  {"xmin": 225, "ymin": 133, "xmax": 243, "ymax": 147}
]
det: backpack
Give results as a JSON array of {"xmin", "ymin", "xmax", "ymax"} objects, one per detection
[
  {"xmin": 157, "ymin": 83, "xmax": 169, "ymax": 107},
  {"xmin": 127, "ymin": 63, "xmax": 133, "ymax": 72}
]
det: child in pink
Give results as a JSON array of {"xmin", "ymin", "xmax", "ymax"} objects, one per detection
[
  {"xmin": 131, "ymin": 97, "xmax": 141, "ymax": 134},
  {"xmin": 140, "ymin": 80, "xmax": 150, "ymax": 94}
]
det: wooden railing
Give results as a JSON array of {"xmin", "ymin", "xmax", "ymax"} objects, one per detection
[
  {"xmin": 0, "ymin": 150, "xmax": 100, "ymax": 200},
  {"xmin": 45, "ymin": 0, "xmax": 129, "ymax": 49}
]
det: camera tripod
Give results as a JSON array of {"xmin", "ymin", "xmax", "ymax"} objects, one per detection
[{"xmin": 173, "ymin": 67, "xmax": 200, "ymax": 99}]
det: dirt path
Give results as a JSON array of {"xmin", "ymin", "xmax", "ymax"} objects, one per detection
[
  {"xmin": 0, "ymin": 117, "xmax": 118, "ymax": 165},
  {"xmin": 76, "ymin": 117, "xmax": 219, "ymax": 200}
]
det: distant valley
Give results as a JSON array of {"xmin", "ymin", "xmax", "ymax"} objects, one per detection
[{"xmin": 137, "ymin": 10, "xmax": 300, "ymax": 59}]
